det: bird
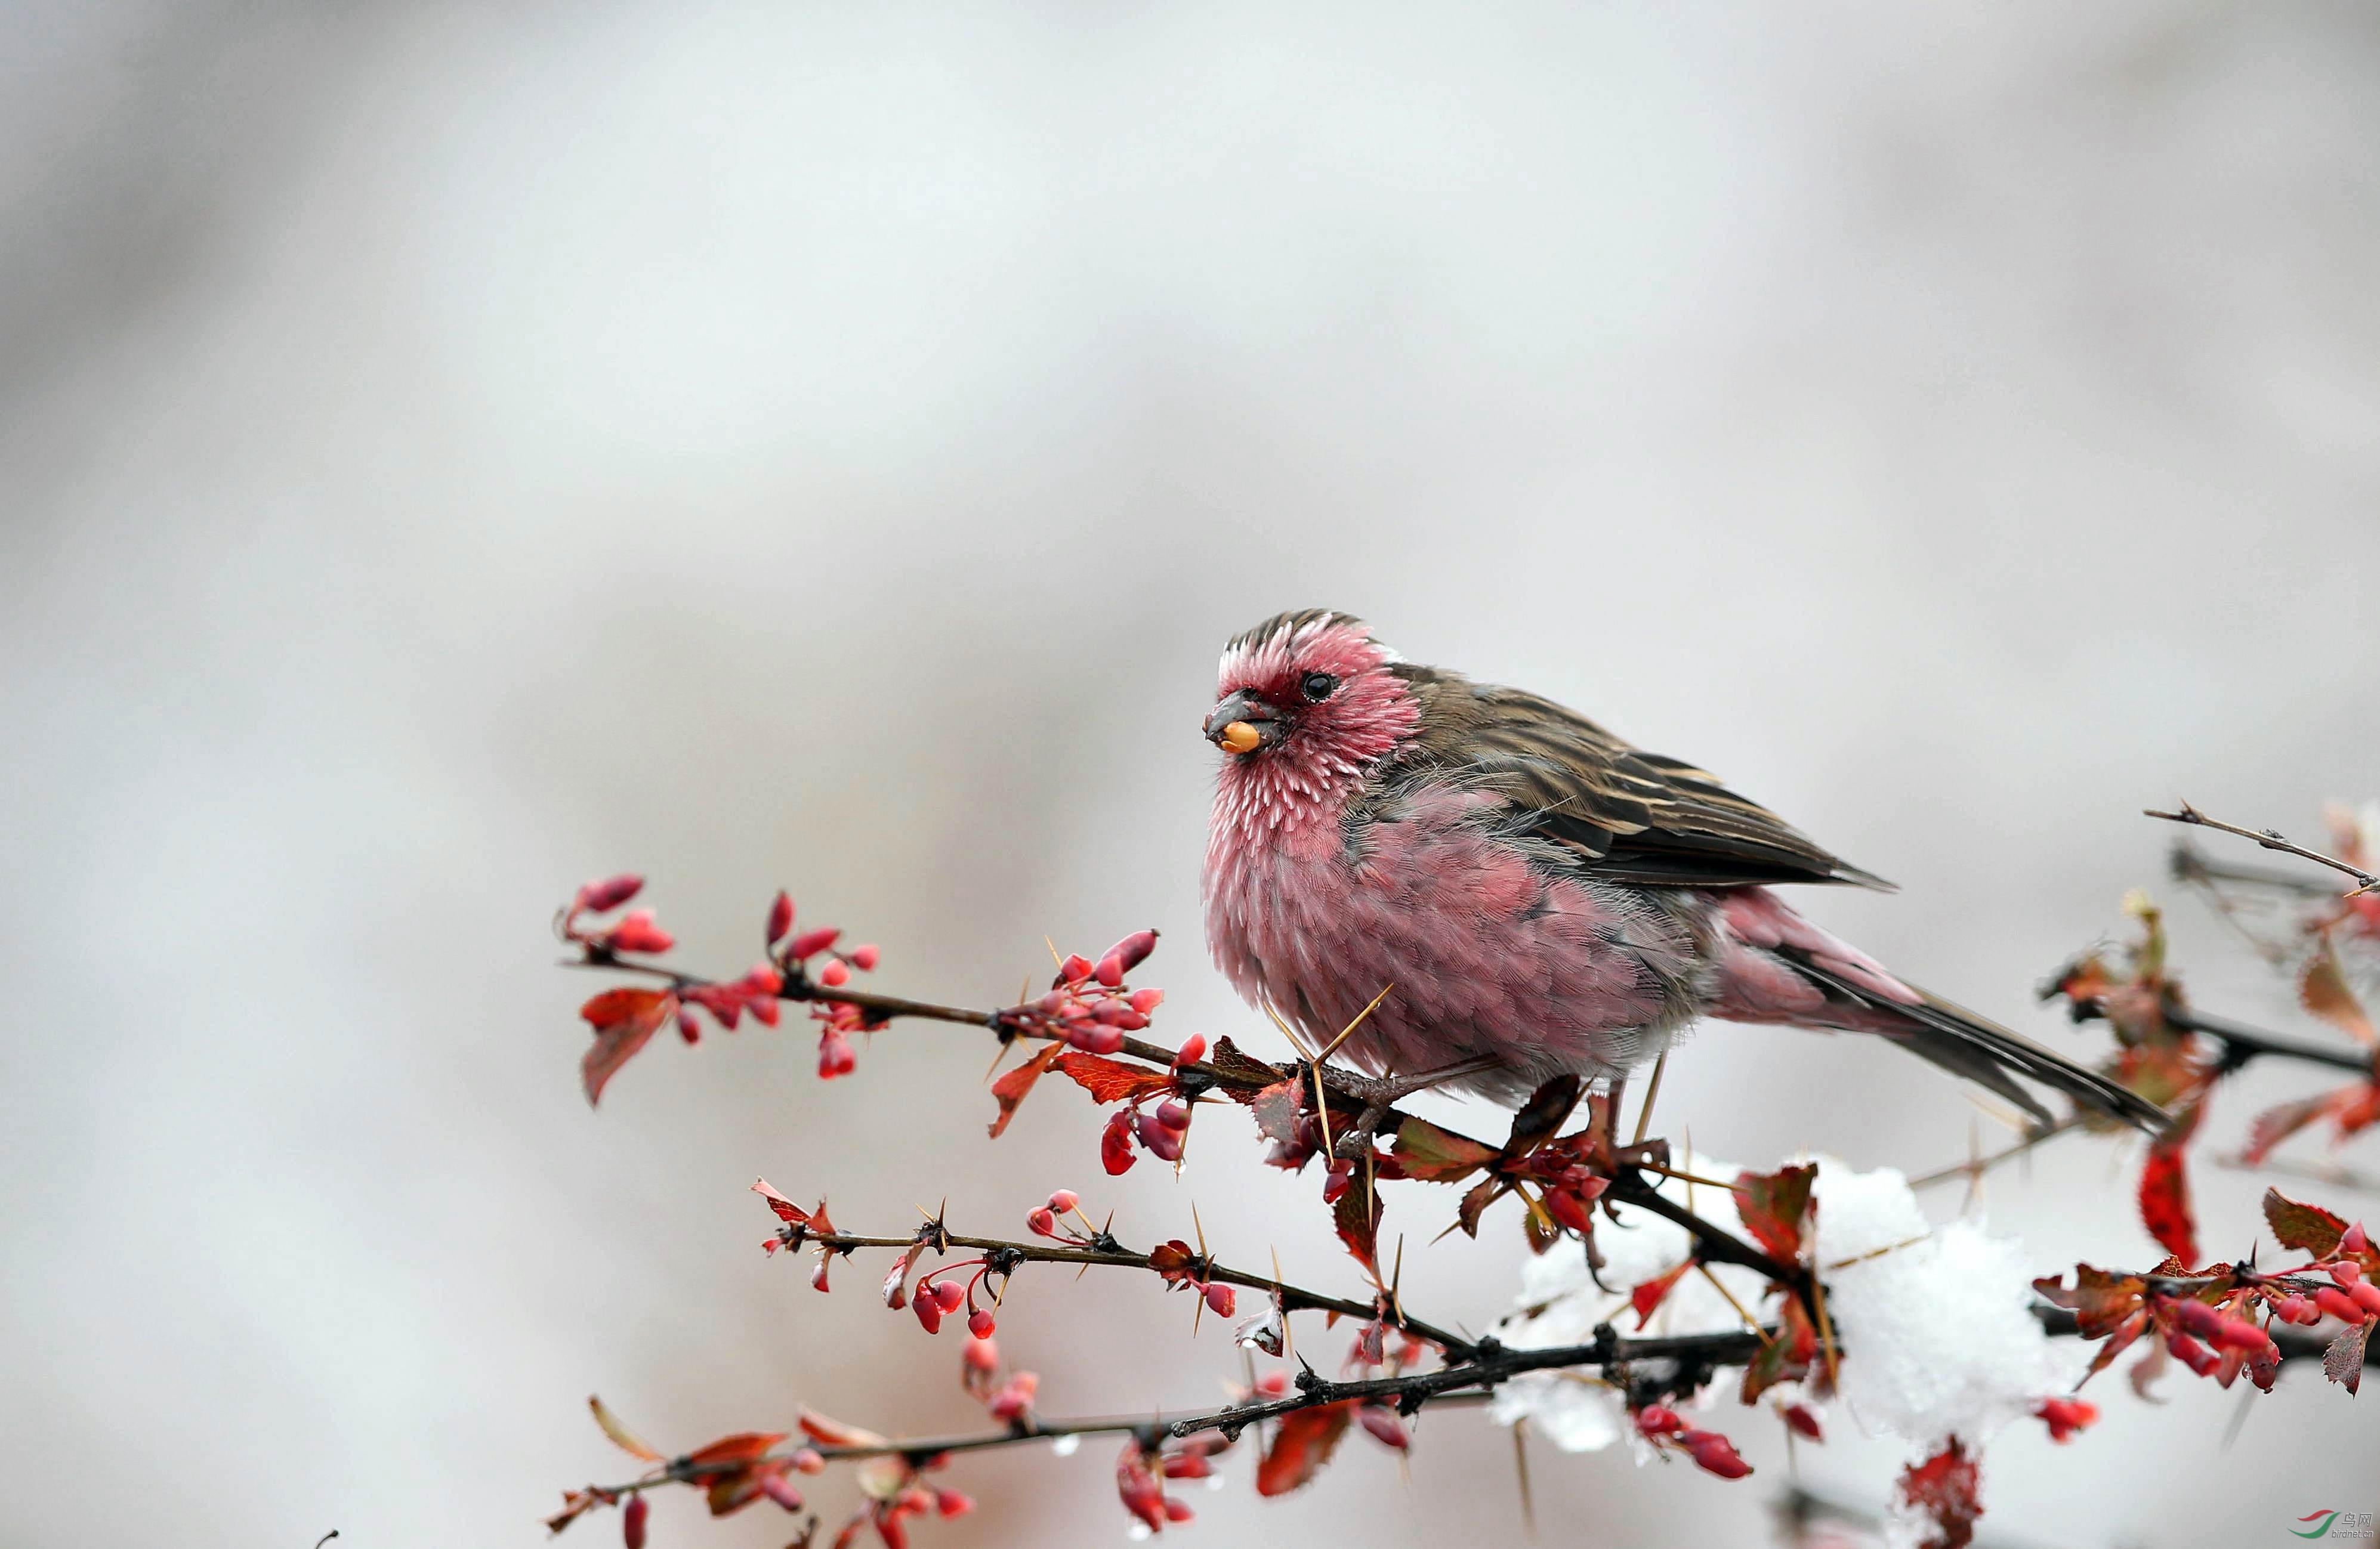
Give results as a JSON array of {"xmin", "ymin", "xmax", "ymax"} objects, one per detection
[{"xmin": 1198, "ymin": 608, "xmax": 2168, "ymax": 1132}]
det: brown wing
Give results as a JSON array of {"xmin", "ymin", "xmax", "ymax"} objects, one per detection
[{"xmin": 1393, "ymin": 669, "xmax": 1894, "ymax": 891}]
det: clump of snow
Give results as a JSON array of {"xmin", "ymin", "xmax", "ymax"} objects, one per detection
[
  {"xmin": 1817, "ymin": 1166, "xmax": 2085, "ymax": 1448},
  {"xmin": 1489, "ymin": 1154, "xmax": 2080, "ymax": 1457},
  {"xmin": 1489, "ymin": 1151, "xmax": 1769, "ymax": 1452}
]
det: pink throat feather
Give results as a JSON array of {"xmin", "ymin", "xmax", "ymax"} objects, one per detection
[{"xmin": 1203, "ymin": 618, "xmax": 1419, "ymax": 856}]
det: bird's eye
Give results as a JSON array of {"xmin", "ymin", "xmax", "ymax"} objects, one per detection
[{"xmin": 1300, "ymin": 672, "xmax": 1338, "ymax": 702}]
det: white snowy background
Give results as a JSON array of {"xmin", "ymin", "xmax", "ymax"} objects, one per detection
[{"xmin": 5, "ymin": 3, "xmax": 2378, "ymax": 1547}]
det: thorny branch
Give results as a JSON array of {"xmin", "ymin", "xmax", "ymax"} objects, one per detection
[
  {"xmin": 573, "ymin": 1292, "xmax": 2376, "ymax": 1504},
  {"xmin": 2147, "ymin": 803, "xmax": 2380, "ymax": 898}
]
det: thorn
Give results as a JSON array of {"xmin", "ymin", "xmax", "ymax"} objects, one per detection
[
  {"xmin": 1317, "ymin": 981, "xmax": 1396, "ymax": 1063},
  {"xmin": 1511, "ymin": 1423, "xmax": 1536, "ymax": 1541},
  {"xmin": 1631, "ymin": 1050, "xmax": 1669, "ymax": 1146}
]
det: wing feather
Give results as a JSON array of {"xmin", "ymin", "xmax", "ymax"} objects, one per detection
[{"xmin": 1391, "ymin": 671, "xmax": 1893, "ymax": 891}]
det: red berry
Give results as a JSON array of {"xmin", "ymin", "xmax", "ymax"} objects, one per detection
[
  {"xmin": 622, "ymin": 1493, "xmax": 649, "ymax": 1549},
  {"xmin": 1635, "ymin": 1405, "xmax": 1684, "ymax": 1437},
  {"xmin": 1048, "ymin": 1189, "xmax": 1080, "ymax": 1213},
  {"xmin": 2164, "ymin": 1329, "xmax": 2220, "ymax": 1376},
  {"xmin": 1058, "ymin": 954, "xmax": 1094, "ymax": 983},
  {"xmin": 1679, "ymin": 1429, "xmax": 1751, "ymax": 1479},
  {"xmin": 579, "ymin": 874, "xmax": 645, "ymax": 914},
  {"xmin": 913, "ymin": 1294, "xmax": 943, "ymax": 1335},
  {"xmin": 2333, "ymin": 1259, "xmax": 2364, "ymax": 1285},
  {"xmin": 1130, "ymin": 988, "xmax": 1166, "ymax": 1015},
  {"xmin": 2351, "ymin": 1282, "xmax": 2380, "ymax": 1318},
  {"xmin": 1163, "ymin": 1498, "xmax": 1195, "ymax": 1524},
  {"xmin": 963, "ymin": 1335, "xmax": 999, "ymax": 1374},
  {"xmin": 1095, "ymin": 953, "xmax": 1125, "ymax": 988},
  {"xmin": 935, "ymin": 1491, "xmax": 974, "ymax": 1520},
  {"xmin": 1203, "ymin": 1282, "xmax": 1236, "ymax": 1318},
  {"xmin": 765, "ymin": 891, "xmax": 795, "ymax": 947},
  {"xmin": 850, "ymin": 944, "xmax": 879, "ymax": 971},
  {"xmin": 932, "ymin": 1279, "xmax": 966, "ymax": 1313},
  {"xmin": 1068, "ymin": 1024, "xmax": 1126, "ymax": 1055},
  {"xmin": 817, "ymin": 959, "xmax": 851, "ymax": 988},
  {"xmin": 968, "ymin": 1309, "xmax": 996, "ymax": 1338},
  {"xmin": 606, "ymin": 910, "xmax": 675, "ymax": 954},
  {"xmin": 2314, "ymin": 1287, "xmax": 2369, "ymax": 1324},
  {"xmin": 791, "ymin": 1447, "xmax": 826, "ymax": 1474},
  {"xmin": 1357, "ymin": 1406, "xmax": 1410, "ymax": 1451},
  {"xmin": 1026, "ymin": 1207, "xmax": 1060, "ymax": 1238},
  {"xmin": 817, "ymin": 1031, "xmax": 856, "ymax": 1078},
  {"xmin": 1172, "ymin": 1032, "xmax": 1204, "ymax": 1063},
  {"xmin": 785, "ymin": 927, "xmax": 841, "ymax": 961},
  {"xmin": 1321, "ymin": 1160, "xmax": 1352, "ymax": 1204},
  {"xmin": 2342, "ymin": 1222, "xmax": 2370, "ymax": 1256},
  {"xmin": 677, "ymin": 1009, "xmax": 702, "ymax": 1045},
  {"xmin": 1103, "ymin": 929, "xmax": 1159, "ymax": 976},
  {"xmin": 1101, "ymin": 1110, "xmax": 1138, "ymax": 1174},
  {"xmin": 1783, "ymin": 1403, "xmax": 1823, "ymax": 1441},
  {"xmin": 1157, "ymin": 1100, "xmax": 1192, "ymax": 1131},
  {"xmin": 760, "ymin": 1473, "xmax": 805, "ymax": 1511}
]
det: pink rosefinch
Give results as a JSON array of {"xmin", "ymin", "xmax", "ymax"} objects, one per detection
[{"xmin": 1200, "ymin": 610, "xmax": 2166, "ymax": 1129}]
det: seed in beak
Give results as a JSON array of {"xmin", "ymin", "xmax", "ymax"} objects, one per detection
[{"xmin": 1218, "ymin": 721, "xmax": 1263, "ymax": 755}]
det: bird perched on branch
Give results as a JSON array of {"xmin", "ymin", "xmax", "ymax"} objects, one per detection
[{"xmin": 1199, "ymin": 608, "xmax": 2168, "ymax": 1131}]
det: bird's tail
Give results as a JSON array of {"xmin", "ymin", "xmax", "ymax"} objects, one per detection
[{"xmin": 1786, "ymin": 954, "xmax": 2171, "ymax": 1134}]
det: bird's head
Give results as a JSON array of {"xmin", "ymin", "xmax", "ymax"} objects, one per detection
[{"xmin": 1205, "ymin": 611, "xmax": 1420, "ymax": 790}]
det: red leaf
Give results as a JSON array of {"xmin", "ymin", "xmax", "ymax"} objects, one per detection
[
  {"xmin": 2137, "ymin": 1144, "xmax": 2198, "ymax": 1265},
  {"xmin": 2262, "ymin": 1188, "xmax": 2350, "ymax": 1257},
  {"xmin": 684, "ymin": 1431, "xmax": 789, "ymax": 1468},
  {"xmin": 1390, "ymin": 1117, "xmax": 1499, "ymax": 1183},
  {"xmin": 1896, "ymin": 1439, "xmax": 1983, "ymax": 1549},
  {"xmin": 1053, "ymin": 1052, "xmax": 1177, "ymax": 1105},
  {"xmin": 1255, "ymin": 1402, "xmax": 1354, "ymax": 1496},
  {"xmin": 1332, "ymin": 1176, "xmax": 1384, "ymax": 1275},
  {"xmin": 752, "ymin": 1177, "xmax": 811, "ymax": 1226},
  {"xmin": 579, "ymin": 988, "xmax": 676, "ymax": 1106},
  {"xmin": 987, "ymin": 1043, "xmax": 1064, "ymax": 1139},
  {"xmin": 798, "ymin": 1408, "xmax": 888, "ymax": 1449},
  {"xmin": 2246, "ymin": 1092, "xmax": 2338, "ymax": 1165},
  {"xmin": 1629, "ymin": 1261, "xmax": 1693, "ymax": 1328},
  {"xmin": 1732, "ymin": 1164, "xmax": 1817, "ymax": 1266}
]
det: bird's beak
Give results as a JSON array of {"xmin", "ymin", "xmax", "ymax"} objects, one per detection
[{"xmin": 1203, "ymin": 692, "xmax": 1284, "ymax": 755}]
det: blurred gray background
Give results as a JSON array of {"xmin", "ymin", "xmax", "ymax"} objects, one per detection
[{"xmin": 4, "ymin": 2, "xmax": 2376, "ymax": 1545}]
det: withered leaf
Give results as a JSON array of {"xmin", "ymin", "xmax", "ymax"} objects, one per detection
[
  {"xmin": 2300, "ymin": 937, "xmax": 2377, "ymax": 1045},
  {"xmin": 588, "ymin": 1395, "xmax": 662, "ymax": 1462},
  {"xmin": 1205, "ymin": 1035, "xmax": 1287, "ymax": 1095},
  {"xmin": 2325, "ymin": 1320, "xmax": 2369, "ymax": 1397}
]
